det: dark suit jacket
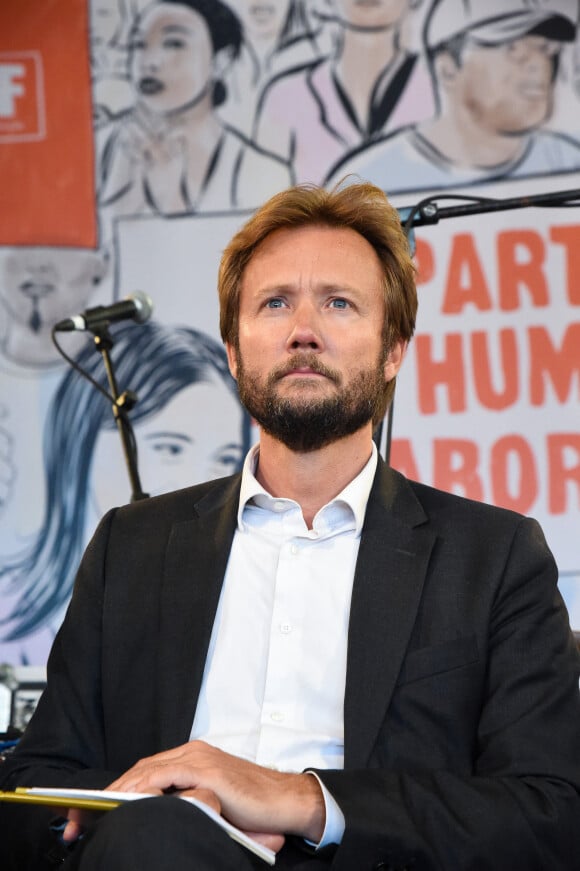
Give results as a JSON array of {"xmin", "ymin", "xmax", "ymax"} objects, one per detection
[{"xmin": 2, "ymin": 461, "xmax": 580, "ymax": 870}]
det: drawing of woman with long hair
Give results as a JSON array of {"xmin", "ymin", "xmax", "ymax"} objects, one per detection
[{"xmin": 0, "ymin": 321, "xmax": 251, "ymax": 665}]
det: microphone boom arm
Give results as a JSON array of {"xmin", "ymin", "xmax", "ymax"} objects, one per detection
[
  {"xmin": 403, "ymin": 186, "xmax": 580, "ymax": 229},
  {"xmin": 380, "ymin": 184, "xmax": 580, "ymax": 465},
  {"xmin": 92, "ymin": 327, "xmax": 149, "ymax": 502}
]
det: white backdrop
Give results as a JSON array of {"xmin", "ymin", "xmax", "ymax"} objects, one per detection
[{"xmin": 1, "ymin": 0, "xmax": 579, "ymax": 665}]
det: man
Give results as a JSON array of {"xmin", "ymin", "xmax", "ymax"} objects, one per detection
[
  {"xmin": 1, "ymin": 181, "xmax": 579, "ymax": 870},
  {"xmin": 326, "ymin": 0, "xmax": 580, "ymax": 194}
]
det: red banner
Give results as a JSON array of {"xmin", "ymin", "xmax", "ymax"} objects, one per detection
[{"xmin": 0, "ymin": 0, "xmax": 96, "ymax": 246}]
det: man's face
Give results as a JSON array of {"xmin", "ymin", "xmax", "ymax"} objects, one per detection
[
  {"xmin": 130, "ymin": 2, "xmax": 215, "ymax": 114},
  {"xmin": 448, "ymin": 35, "xmax": 561, "ymax": 134},
  {"xmin": 226, "ymin": 224, "xmax": 404, "ymax": 452}
]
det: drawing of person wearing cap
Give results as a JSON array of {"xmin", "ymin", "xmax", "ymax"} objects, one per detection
[
  {"xmin": 326, "ymin": 0, "xmax": 580, "ymax": 194},
  {"xmin": 253, "ymin": 0, "xmax": 435, "ymax": 185}
]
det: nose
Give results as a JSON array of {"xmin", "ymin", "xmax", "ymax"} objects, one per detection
[
  {"xmin": 141, "ymin": 46, "xmax": 161, "ymax": 74},
  {"xmin": 286, "ymin": 299, "xmax": 324, "ymax": 352}
]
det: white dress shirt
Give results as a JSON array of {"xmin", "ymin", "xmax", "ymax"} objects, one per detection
[{"xmin": 190, "ymin": 442, "xmax": 378, "ymax": 845}]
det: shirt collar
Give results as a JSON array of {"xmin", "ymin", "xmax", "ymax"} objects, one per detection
[{"xmin": 237, "ymin": 441, "xmax": 378, "ymax": 536}]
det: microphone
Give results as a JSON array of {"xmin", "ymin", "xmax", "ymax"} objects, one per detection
[{"xmin": 54, "ymin": 291, "xmax": 154, "ymax": 332}]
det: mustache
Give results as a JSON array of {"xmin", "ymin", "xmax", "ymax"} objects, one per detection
[{"xmin": 268, "ymin": 354, "xmax": 341, "ymax": 385}]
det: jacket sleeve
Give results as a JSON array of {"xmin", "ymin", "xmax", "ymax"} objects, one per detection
[
  {"xmin": 315, "ymin": 517, "xmax": 580, "ymax": 871},
  {"xmin": 0, "ymin": 509, "xmax": 128, "ymax": 871},
  {"xmin": 0, "ymin": 508, "xmax": 122, "ymax": 794}
]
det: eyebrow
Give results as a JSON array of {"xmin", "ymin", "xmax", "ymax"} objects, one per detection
[
  {"xmin": 144, "ymin": 432, "xmax": 193, "ymax": 443},
  {"xmin": 160, "ymin": 25, "xmax": 193, "ymax": 35},
  {"xmin": 254, "ymin": 282, "xmax": 363, "ymax": 297}
]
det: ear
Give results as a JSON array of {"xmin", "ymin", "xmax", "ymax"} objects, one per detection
[
  {"xmin": 384, "ymin": 339, "xmax": 407, "ymax": 383},
  {"xmin": 225, "ymin": 341, "xmax": 238, "ymax": 380},
  {"xmin": 434, "ymin": 52, "xmax": 460, "ymax": 91}
]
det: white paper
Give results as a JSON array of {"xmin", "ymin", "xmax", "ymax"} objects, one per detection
[{"xmin": 26, "ymin": 787, "xmax": 276, "ymax": 865}]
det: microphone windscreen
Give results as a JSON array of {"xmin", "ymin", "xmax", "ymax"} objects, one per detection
[{"xmin": 129, "ymin": 291, "xmax": 154, "ymax": 324}]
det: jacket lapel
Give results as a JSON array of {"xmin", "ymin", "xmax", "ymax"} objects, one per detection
[
  {"xmin": 344, "ymin": 462, "xmax": 436, "ymax": 768},
  {"xmin": 156, "ymin": 477, "xmax": 241, "ymax": 750}
]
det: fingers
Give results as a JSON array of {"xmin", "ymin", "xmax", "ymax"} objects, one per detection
[
  {"xmin": 108, "ymin": 763, "xmax": 194, "ymax": 795},
  {"xmin": 62, "ymin": 820, "xmax": 81, "ymax": 844},
  {"xmin": 107, "ymin": 741, "xmax": 218, "ymax": 794},
  {"xmin": 104, "ymin": 742, "xmax": 319, "ymax": 840},
  {"xmin": 62, "ymin": 808, "xmax": 90, "ymax": 844}
]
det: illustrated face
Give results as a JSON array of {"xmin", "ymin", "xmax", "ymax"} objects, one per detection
[
  {"xmin": 227, "ymin": 224, "xmax": 404, "ymax": 445},
  {"xmin": 0, "ymin": 247, "xmax": 107, "ymax": 366},
  {"xmin": 90, "ymin": 376, "xmax": 246, "ymax": 512},
  {"xmin": 90, "ymin": 0, "xmax": 126, "ymax": 48},
  {"xmin": 0, "ymin": 248, "xmax": 106, "ymax": 331},
  {"xmin": 450, "ymin": 35, "xmax": 560, "ymax": 134},
  {"xmin": 229, "ymin": 0, "xmax": 291, "ymax": 41},
  {"xmin": 129, "ymin": 2, "xmax": 215, "ymax": 114},
  {"xmin": 332, "ymin": 0, "xmax": 410, "ymax": 30}
]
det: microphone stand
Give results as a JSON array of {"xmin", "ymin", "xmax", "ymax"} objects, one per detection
[
  {"xmin": 92, "ymin": 326, "xmax": 149, "ymax": 502},
  {"xmin": 378, "ymin": 185, "xmax": 580, "ymax": 464}
]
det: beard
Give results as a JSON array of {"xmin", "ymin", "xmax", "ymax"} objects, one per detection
[{"xmin": 235, "ymin": 351, "xmax": 387, "ymax": 453}]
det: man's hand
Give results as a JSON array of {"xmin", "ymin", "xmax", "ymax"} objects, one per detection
[
  {"xmin": 62, "ymin": 808, "xmax": 93, "ymax": 845},
  {"xmin": 108, "ymin": 740, "xmax": 325, "ymax": 844}
]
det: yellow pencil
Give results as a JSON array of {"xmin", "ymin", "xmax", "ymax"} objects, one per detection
[{"xmin": 0, "ymin": 790, "xmax": 120, "ymax": 812}]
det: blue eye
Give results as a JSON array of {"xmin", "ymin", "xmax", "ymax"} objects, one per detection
[
  {"xmin": 330, "ymin": 298, "xmax": 349, "ymax": 309},
  {"xmin": 266, "ymin": 298, "xmax": 285, "ymax": 308}
]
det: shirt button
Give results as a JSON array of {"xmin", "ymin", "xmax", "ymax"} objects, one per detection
[
  {"xmin": 270, "ymin": 711, "xmax": 284, "ymax": 723},
  {"xmin": 274, "ymin": 501, "xmax": 286, "ymax": 512},
  {"xmin": 280, "ymin": 623, "xmax": 292, "ymax": 634},
  {"xmin": 290, "ymin": 544, "xmax": 298, "ymax": 555}
]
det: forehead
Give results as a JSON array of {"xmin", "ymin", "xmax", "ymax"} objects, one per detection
[
  {"xmin": 137, "ymin": 3, "xmax": 209, "ymax": 37},
  {"xmin": 243, "ymin": 224, "xmax": 383, "ymax": 285},
  {"xmin": 2, "ymin": 247, "xmax": 104, "ymax": 277},
  {"xmin": 143, "ymin": 379, "xmax": 241, "ymax": 425}
]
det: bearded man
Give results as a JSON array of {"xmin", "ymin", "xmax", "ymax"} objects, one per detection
[{"xmin": 1, "ymin": 182, "xmax": 579, "ymax": 871}]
